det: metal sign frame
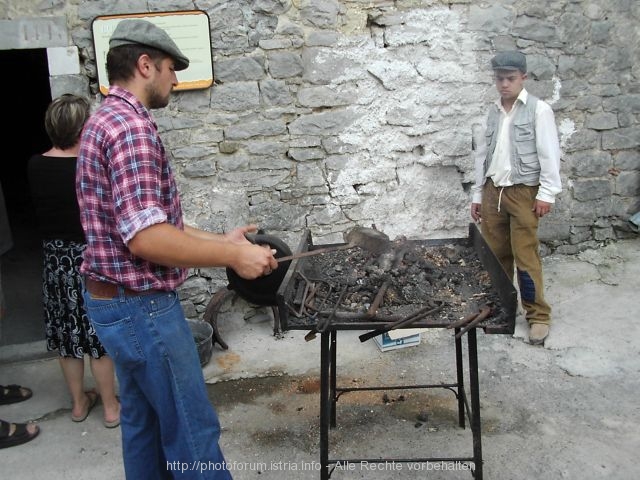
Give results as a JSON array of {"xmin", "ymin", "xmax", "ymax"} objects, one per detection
[{"xmin": 92, "ymin": 10, "xmax": 213, "ymax": 95}]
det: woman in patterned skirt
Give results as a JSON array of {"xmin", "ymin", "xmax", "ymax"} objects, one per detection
[{"xmin": 28, "ymin": 94, "xmax": 120, "ymax": 428}]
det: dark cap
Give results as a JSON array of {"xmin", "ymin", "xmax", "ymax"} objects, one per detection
[
  {"xmin": 491, "ymin": 51, "xmax": 526, "ymax": 73},
  {"xmin": 109, "ymin": 19, "xmax": 190, "ymax": 71}
]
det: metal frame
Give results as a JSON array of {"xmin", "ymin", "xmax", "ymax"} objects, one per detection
[
  {"xmin": 203, "ymin": 224, "xmax": 517, "ymax": 478},
  {"xmin": 277, "ymin": 224, "xmax": 517, "ymax": 335},
  {"xmin": 318, "ymin": 327, "xmax": 483, "ymax": 480}
]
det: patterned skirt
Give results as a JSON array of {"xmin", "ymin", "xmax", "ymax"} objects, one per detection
[{"xmin": 42, "ymin": 239, "xmax": 107, "ymax": 359}]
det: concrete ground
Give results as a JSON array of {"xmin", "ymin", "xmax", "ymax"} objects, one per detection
[{"xmin": 1, "ymin": 237, "xmax": 638, "ymax": 479}]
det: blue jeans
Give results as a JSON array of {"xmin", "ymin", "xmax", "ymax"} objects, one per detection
[{"xmin": 83, "ymin": 288, "xmax": 232, "ymax": 479}]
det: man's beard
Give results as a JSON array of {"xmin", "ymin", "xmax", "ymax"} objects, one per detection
[{"xmin": 146, "ymin": 81, "xmax": 170, "ymax": 109}]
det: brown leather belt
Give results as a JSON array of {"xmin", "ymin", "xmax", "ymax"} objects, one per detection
[{"xmin": 84, "ymin": 277, "xmax": 153, "ymax": 299}]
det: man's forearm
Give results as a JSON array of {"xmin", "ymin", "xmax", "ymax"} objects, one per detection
[
  {"xmin": 128, "ymin": 223, "xmax": 241, "ymax": 268},
  {"xmin": 183, "ymin": 224, "xmax": 226, "ymax": 242}
]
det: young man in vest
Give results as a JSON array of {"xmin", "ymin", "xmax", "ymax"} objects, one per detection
[{"xmin": 470, "ymin": 51, "xmax": 562, "ymax": 345}]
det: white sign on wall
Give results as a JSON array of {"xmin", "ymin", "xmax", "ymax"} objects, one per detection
[{"xmin": 92, "ymin": 10, "xmax": 213, "ymax": 95}]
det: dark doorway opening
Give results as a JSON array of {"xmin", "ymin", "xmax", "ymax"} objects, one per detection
[{"xmin": 0, "ymin": 48, "xmax": 52, "ymax": 347}]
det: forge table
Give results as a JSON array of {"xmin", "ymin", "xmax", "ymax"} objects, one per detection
[
  {"xmin": 314, "ymin": 325, "xmax": 484, "ymax": 479},
  {"xmin": 274, "ymin": 224, "xmax": 517, "ymax": 480}
]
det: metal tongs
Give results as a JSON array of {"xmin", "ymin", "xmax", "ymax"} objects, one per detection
[{"xmin": 276, "ymin": 227, "xmax": 390, "ymax": 263}]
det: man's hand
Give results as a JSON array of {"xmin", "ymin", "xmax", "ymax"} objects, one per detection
[
  {"xmin": 225, "ymin": 224, "xmax": 258, "ymax": 244},
  {"xmin": 224, "ymin": 225, "xmax": 280, "ymax": 278},
  {"xmin": 231, "ymin": 243, "xmax": 279, "ymax": 279},
  {"xmin": 471, "ymin": 203, "xmax": 482, "ymax": 222},
  {"xmin": 532, "ymin": 200, "xmax": 552, "ymax": 218}
]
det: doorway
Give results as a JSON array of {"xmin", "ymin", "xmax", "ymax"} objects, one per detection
[{"xmin": 0, "ymin": 48, "xmax": 52, "ymax": 346}]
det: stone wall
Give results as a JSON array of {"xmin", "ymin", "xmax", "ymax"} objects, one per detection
[{"xmin": 1, "ymin": 0, "xmax": 638, "ymax": 318}]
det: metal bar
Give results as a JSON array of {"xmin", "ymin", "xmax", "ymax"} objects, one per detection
[
  {"xmin": 276, "ymin": 243, "xmax": 353, "ymax": 263},
  {"xmin": 366, "ymin": 247, "xmax": 408, "ymax": 317},
  {"xmin": 336, "ymin": 383, "xmax": 458, "ymax": 394},
  {"xmin": 316, "ymin": 287, "xmax": 348, "ymax": 334},
  {"xmin": 358, "ymin": 302, "xmax": 444, "ymax": 343},
  {"xmin": 447, "ymin": 311, "xmax": 480, "ymax": 330},
  {"xmin": 315, "ymin": 298, "xmax": 451, "ymax": 321},
  {"xmin": 289, "ymin": 320, "xmax": 457, "ymax": 331},
  {"xmin": 366, "ymin": 277, "xmax": 391, "ymax": 317},
  {"xmin": 330, "ymin": 329, "xmax": 337, "ymax": 428},
  {"xmin": 455, "ymin": 305, "xmax": 492, "ymax": 339},
  {"xmin": 327, "ymin": 457, "xmax": 474, "ymax": 465},
  {"xmin": 202, "ymin": 287, "xmax": 235, "ymax": 351},
  {"xmin": 468, "ymin": 328, "xmax": 483, "ymax": 480},
  {"xmin": 461, "ymin": 386, "xmax": 472, "ymax": 424},
  {"xmin": 320, "ymin": 330, "xmax": 330, "ymax": 480},
  {"xmin": 303, "ymin": 282, "xmax": 320, "ymax": 312},
  {"xmin": 303, "ymin": 285, "xmax": 333, "ymax": 342},
  {"xmin": 295, "ymin": 280, "xmax": 312, "ymax": 317},
  {"xmin": 455, "ymin": 327, "xmax": 466, "ymax": 429},
  {"xmin": 304, "ymin": 283, "xmax": 332, "ymax": 314}
]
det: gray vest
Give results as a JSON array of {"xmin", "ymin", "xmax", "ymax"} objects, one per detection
[{"xmin": 484, "ymin": 95, "xmax": 541, "ymax": 185}]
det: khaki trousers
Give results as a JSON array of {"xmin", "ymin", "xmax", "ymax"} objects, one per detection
[{"xmin": 480, "ymin": 182, "xmax": 551, "ymax": 325}]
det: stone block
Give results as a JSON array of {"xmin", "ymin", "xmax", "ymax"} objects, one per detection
[
  {"xmin": 615, "ymin": 171, "xmax": 640, "ymax": 196},
  {"xmin": 210, "ymin": 82, "xmax": 260, "ymax": 112},
  {"xmin": 267, "ymin": 51, "xmax": 303, "ymax": 79},
  {"xmin": 571, "ymin": 179, "xmax": 612, "ymax": 201},
  {"xmin": 602, "ymin": 127, "xmax": 640, "ymax": 150},
  {"xmin": 564, "ymin": 150, "xmax": 611, "ymax": 177},
  {"xmin": 614, "ymin": 151, "xmax": 640, "ymax": 170},
  {"xmin": 585, "ymin": 112, "xmax": 618, "ymax": 130},
  {"xmin": 214, "ymin": 56, "xmax": 265, "ymax": 82}
]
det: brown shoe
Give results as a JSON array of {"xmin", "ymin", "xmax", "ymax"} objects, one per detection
[{"xmin": 529, "ymin": 323, "xmax": 549, "ymax": 345}]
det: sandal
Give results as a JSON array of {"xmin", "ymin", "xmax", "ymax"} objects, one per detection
[
  {"xmin": 71, "ymin": 390, "xmax": 99, "ymax": 423},
  {"xmin": 0, "ymin": 419, "xmax": 40, "ymax": 449},
  {"xmin": 103, "ymin": 396, "xmax": 121, "ymax": 428},
  {"xmin": 103, "ymin": 417, "xmax": 120, "ymax": 429},
  {"xmin": 0, "ymin": 384, "xmax": 33, "ymax": 405}
]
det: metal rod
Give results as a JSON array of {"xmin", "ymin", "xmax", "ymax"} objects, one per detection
[
  {"xmin": 330, "ymin": 330, "xmax": 337, "ymax": 428},
  {"xmin": 455, "ymin": 327, "xmax": 466, "ymax": 428},
  {"xmin": 455, "ymin": 305, "xmax": 492, "ymax": 339},
  {"xmin": 277, "ymin": 243, "xmax": 353, "ymax": 262},
  {"xmin": 468, "ymin": 328, "xmax": 483, "ymax": 479},
  {"xmin": 366, "ymin": 247, "xmax": 407, "ymax": 317},
  {"xmin": 336, "ymin": 382, "xmax": 459, "ymax": 394},
  {"xmin": 447, "ymin": 311, "xmax": 480, "ymax": 329},
  {"xmin": 358, "ymin": 302, "xmax": 444, "ymax": 343},
  {"xmin": 320, "ymin": 331, "xmax": 330, "ymax": 480},
  {"xmin": 316, "ymin": 287, "xmax": 348, "ymax": 333},
  {"xmin": 304, "ymin": 284, "xmax": 333, "ymax": 342},
  {"xmin": 327, "ymin": 457, "xmax": 474, "ymax": 465},
  {"xmin": 366, "ymin": 277, "xmax": 391, "ymax": 317}
]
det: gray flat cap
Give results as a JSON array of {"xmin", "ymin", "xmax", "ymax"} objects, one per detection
[
  {"xmin": 491, "ymin": 51, "xmax": 526, "ymax": 73},
  {"xmin": 109, "ymin": 19, "xmax": 190, "ymax": 71}
]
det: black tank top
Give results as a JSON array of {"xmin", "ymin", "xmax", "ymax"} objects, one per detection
[{"xmin": 28, "ymin": 154, "xmax": 84, "ymax": 241}]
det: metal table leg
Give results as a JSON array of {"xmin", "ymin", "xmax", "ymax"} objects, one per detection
[
  {"xmin": 320, "ymin": 330, "xmax": 330, "ymax": 480},
  {"xmin": 330, "ymin": 330, "xmax": 337, "ymax": 427},
  {"xmin": 455, "ymin": 327, "xmax": 466, "ymax": 428},
  {"xmin": 468, "ymin": 328, "xmax": 483, "ymax": 479},
  {"xmin": 317, "ymin": 327, "xmax": 484, "ymax": 479}
]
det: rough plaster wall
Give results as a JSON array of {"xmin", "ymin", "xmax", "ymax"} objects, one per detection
[{"xmin": 320, "ymin": 7, "xmax": 483, "ymax": 239}]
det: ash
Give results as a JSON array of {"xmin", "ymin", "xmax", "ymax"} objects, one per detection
[{"xmin": 294, "ymin": 240, "xmax": 504, "ymax": 325}]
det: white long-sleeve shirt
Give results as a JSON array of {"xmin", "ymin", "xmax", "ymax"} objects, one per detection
[{"xmin": 471, "ymin": 89, "xmax": 562, "ymax": 204}]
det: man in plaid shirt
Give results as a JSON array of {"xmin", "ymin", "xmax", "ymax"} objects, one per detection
[{"xmin": 77, "ymin": 19, "xmax": 277, "ymax": 479}]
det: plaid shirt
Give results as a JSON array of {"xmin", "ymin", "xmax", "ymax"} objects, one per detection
[{"xmin": 76, "ymin": 86, "xmax": 187, "ymax": 291}]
